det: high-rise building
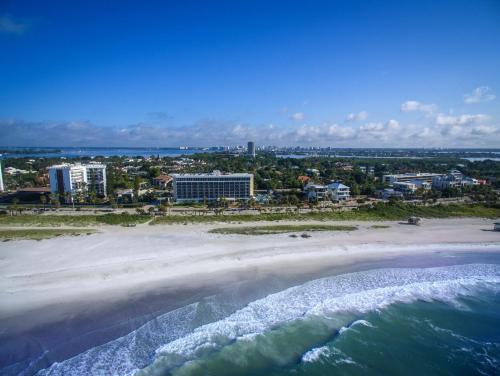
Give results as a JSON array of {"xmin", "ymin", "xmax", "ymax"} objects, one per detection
[
  {"xmin": 172, "ymin": 171, "xmax": 254, "ymax": 203},
  {"xmin": 0, "ymin": 160, "xmax": 4, "ymax": 192},
  {"xmin": 247, "ymin": 141, "xmax": 256, "ymax": 158},
  {"xmin": 48, "ymin": 163, "xmax": 107, "ymax": 202}
]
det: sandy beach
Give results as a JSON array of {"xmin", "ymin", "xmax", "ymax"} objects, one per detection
[
  {"xmin": 1, "ymin": 217, "xmax": 500, "ymax": 373},
  {"xmin": 1, "ymin": 218, "xmax": 499, "ymax": 324}
]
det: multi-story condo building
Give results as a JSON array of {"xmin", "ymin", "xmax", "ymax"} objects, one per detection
[
  {"xmin": 48, "ymin": 163, "xmax": 107, "ymax": 202},
  {"xmin": 172, "ymin": 171, "xmax": 254, "ymax": 202},
  {"xmin": 85, "ymin": 164, "xmax": 107, "ymax": 196},
  {"xmin": 0, "ymin": 160, "xmax": 4, "ymax": 192}
]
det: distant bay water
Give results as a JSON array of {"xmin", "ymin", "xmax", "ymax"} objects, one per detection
[{"xmin": 0, "ymin": 147, "xmax": 207, "ymax": 159}]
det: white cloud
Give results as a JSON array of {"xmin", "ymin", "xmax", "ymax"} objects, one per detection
[
  {"xmin": 435, "ymin": 113, "xmax": 490, "ymax": 126},
  {"xmin": 2, "ymin": 111, "xmax": 499, "ymax": 149},
  {"xmin": 464, "ymin": 86, "xmax": 496, "ymax": 104},
  {"xmin": 471, "ymin": 125, "xmax": 498, "ymax": 136},
  {"xmin": 401, "ymin": 100, "xmax": 437, "ymax": 114},
  {"xmin": 346, "ymin": 111, "xmax": 368, "ymax": 122},
  {"xmin": 358, "ymin": 120, "xmax": 400, "ymax": 142},
  {"xmin": 290, "ymin": 112, "xmax": 305, "ymax": 121},
  {"xmin": 0, "ymin": 14, "xmax": 30, "ymax": 34}
]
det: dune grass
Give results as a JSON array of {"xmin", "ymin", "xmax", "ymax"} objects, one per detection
[
  {"xmin": 0, "ymin": 213, "xmax": 150, "ymax": 227},
  {"xmin": 151, "ymin": 203, "xmax": 500, "ymax": 225},
  {"xmin": 0, "ymin": 228, "xmax": 97, "ymax": 241},
  {"xmin": 208, "ymin": 224, "xmax": 358, "ymax": 235},
  {"xmin": 1, "ymin": 203, "xmax": 497, "ymax": 228}
]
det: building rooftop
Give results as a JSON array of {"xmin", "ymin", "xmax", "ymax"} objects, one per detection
[
  {"xmin": 48, "ymin": 163, "xmax": 106, "ymax": 169},
  {"xmin": 328, "ymin": 182, "xmax": 349, "ymax": 189},
  {"xmin": 153, "ymin": 175, "xmax": 173, "ymax": 181},
  {"xmin": 171, "ymin": 171, "xmax": 252, "ymax": 178}
]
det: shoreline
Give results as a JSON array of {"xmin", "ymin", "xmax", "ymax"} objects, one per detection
[
  {"xmin": 1, "ymin": 218, "xmax": 499, "ymax": 321},
  {"xmin": 1, "ymin": 217, "xmax": 500, "ymax": 372},
  {"xmin": 3, "ymin": 251, "xmax": 500, "ymax": 374}
]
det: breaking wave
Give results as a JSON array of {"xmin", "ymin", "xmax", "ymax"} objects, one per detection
[{"xmin": 35, "ymin": 263, "xmax": 500, "ymax": 376}]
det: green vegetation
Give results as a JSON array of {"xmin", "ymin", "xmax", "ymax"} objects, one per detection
[
  {"xmin": 96, "ymin": 214, "xmax": 150, "ymax": 225},
  {"xmin": 0, "ymin": 228, "xmax": 96, "ymax": 241},
  {"xmin": 208, "ymin": 224, "xmax": 358, "ymax": 235},
  {"xmin": 371, "ymin": 224, "xmax": 391, "ymax": 229},
  {"xmin": 151, "ymin": 203, "xmax": 500, "ymax": 225},
  {"xmin": 0, "ymin": 213, "xmax": 150, "ymax": 227}
]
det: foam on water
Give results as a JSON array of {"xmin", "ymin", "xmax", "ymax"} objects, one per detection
[
  {"xmin": 338, "ymin": 319, "xmax": 374, "ymax": 335},
  {"xmin": 301, "ymin": 346, "xmax": 329, "ymax": 363},
  {"xmin": 301, "ymin": 346, "xmax": 357, "ymax": 366},
  {"xmin": 35, "ymin": 263, "xmax": 500, "ymax": 376}
]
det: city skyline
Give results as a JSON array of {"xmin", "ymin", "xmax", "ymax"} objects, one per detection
[{"xmin": 1, "ymin": 0, "xmax": 500, "ymax": 147}]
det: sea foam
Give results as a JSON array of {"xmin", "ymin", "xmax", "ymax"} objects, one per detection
[{"xmin": 35, "ymin": 263, "xmax": 500, "ymax": 376}]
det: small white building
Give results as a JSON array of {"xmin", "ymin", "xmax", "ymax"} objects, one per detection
[
  {"xmin": 327, "ymin": 182, "xmax": 350, "ymax": 201},
  {"xmin": 115, "ymin": 188, "xmax": 134, "ymax": 202},
  {"xmin": 393, "ymin": 181, "xmax": 418, "ymax": 195},
  {"xmin": 461, "ymin": 177, "xmax": 479, "ymax": 187},
  {"xmin": 410, "ymin": 179, "xmax": 431, "ymax": 190},
  {"xmin": 378, "ymin": 188, "xmax": 404, "ymax": 200},
  {"xmin": 359, "ymin": 166, "xmax": 375, "ymax": 176},
  {"xmin": 306, "ymin": 168, "xmax": 320, "ymax": 176},
  {"xmin": 152, "ymin": 175, "xmax": 173, "ymax": 189},
  {"xmin": 432, "ymin": 174, "xmax": 462, "ymax": 190},
  {"xmin": 5, "ymin": 167, "xmax": 30, "ymax": 175}
]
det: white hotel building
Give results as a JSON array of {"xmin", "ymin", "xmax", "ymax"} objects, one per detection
[
  {"xmin": 48, "ymin": 163, "xmax": 107, "ymax": 201},
  {"xmin": 172, "ymin": 171, "xmax": 254, "ymax": 203}
]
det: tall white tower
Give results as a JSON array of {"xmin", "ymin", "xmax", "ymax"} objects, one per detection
[
  {"xmin": 247, "ymin": 141, "xmax": 256, "ymax": 158},
  {"xmin": 0, "ymin": 160, "xmax": 4, "ymax": 192}
]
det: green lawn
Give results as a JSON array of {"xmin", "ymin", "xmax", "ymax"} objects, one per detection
[
  {"xmin": 151, "ymin": 203, "xmax": 500, "ymax": 225},
  {"xmin": 208, "ymin": 224, "xmax": 358, "ymax": 235},
  {"xmin": 0, "ymin": 228, "xmax": 97, "ymax": 241}
]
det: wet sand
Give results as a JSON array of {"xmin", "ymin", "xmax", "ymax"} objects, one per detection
[{"xmin": 0, "ymin": 218, "xmax": 499, "ymax": 372}]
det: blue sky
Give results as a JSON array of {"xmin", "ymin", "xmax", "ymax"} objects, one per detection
[{"xmin": 1, "ymin": 0, "xmax": 499, "ymax": 147}]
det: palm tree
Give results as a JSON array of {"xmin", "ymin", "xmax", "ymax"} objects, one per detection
[
  {"xmin": 39, "ymin": 194, "xmax": 47, "ymax": 210},
  {"xmin": 89, "ymin": 191, "xmax": 97, "ymax": 207},
  {"xmin": 49, "ymin": 193, "xmax": 59, "ymax": 209},
  {"xmin": 10, "ymin": 198, "xmax": 20, "ymax": 216},
  {"xmin": 64, "ymin": 192, "xmax": 75, "ymax": 209}
]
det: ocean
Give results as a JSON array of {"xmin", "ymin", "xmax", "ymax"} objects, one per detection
[{"xmin": 3, "ymin": 254, "xmax": 500, "ymax": 375}]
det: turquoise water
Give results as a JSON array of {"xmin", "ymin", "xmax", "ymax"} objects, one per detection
[
  {"xmin": 169, "ymin": 293, "xmax": 500, "ymax": 376},
  {"xmin": 30, "ymin": 263, "xmax": 500, "ymax": 376}
]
